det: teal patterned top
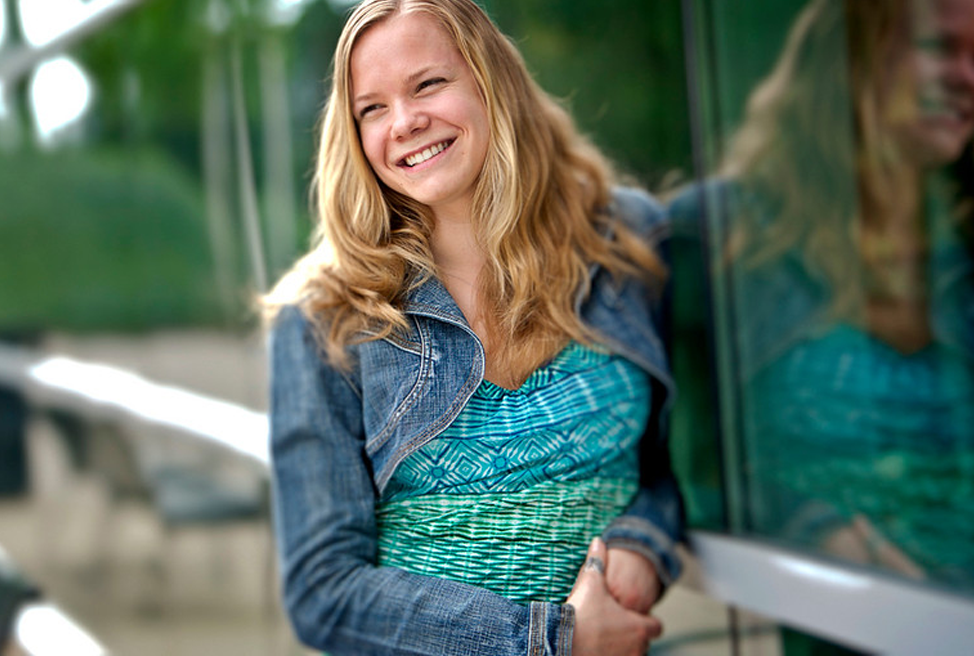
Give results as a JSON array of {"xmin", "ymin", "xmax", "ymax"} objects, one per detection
[
  {"xmin": 748, "ymin": 324, "xmax": 974, "ymax": 589},
  {"xmin": 376, "ymin": 341, "xmax": 650, "ymax": 603}
]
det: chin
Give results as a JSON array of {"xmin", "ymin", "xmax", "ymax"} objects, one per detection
[{"xmin": 901, "ymin": 129, "xmax": 972, "ymax": 169}]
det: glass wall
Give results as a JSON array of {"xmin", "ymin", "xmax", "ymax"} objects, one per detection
[{"xmin": 673, "ymin": 0, "xmax": 974, "ymax": 601}]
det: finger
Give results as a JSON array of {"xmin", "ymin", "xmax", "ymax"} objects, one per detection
[
  {"xmin": 582, "ymin": 537, "xmax": 607, "ymax": 576},
  {"xmin": 629, "ymin": 612, "xmax": 663, "ymax": 654},
  {"xmin": 568, "ymin": 537, "xmax": 607, "ymax": 598},
  {"xmin": 644, "ymin": 613, "xmax": 663, "ymax": 640}
]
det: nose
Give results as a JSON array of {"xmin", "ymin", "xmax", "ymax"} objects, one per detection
[{"xmin": 390, "ymin": 99, "xmax": 429, "ymax": 140}]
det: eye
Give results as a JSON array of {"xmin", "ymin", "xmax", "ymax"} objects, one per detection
[
  {"xmin": 417, "ymin": 77, "xmax": 446, "ymax": 92},
  {"xmin": 358, "ymin": 103, "xmax": 382, "ymax": 120}
]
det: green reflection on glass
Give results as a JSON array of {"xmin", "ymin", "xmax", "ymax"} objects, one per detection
[{"xmin": 675, "ymin": 0, "xmax": 974, "ymax": 599}]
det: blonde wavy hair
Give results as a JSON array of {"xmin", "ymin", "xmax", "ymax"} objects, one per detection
[
  {"xmin": 265, "ymin": 0, "xmax": 663, "ymax": 371},
  {"xmin": 721, "ymin": 0, "xmax": 973, "ymax": 313}
]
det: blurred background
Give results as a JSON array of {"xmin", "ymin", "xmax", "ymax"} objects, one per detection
[{"xmin": 0, "ymin": 0, "xmax": 972, "ymax": 654}]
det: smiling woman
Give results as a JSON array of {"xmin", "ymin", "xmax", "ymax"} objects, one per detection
[
  {"xmin": 261, "ymin": 1, "xmax": 685, "ymax": 655},
  {"xmin": 351, "ymin": 11, "xmax": 490, "ymax": 223}
]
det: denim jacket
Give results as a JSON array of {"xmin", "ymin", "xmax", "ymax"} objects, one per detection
[{"xmin": 269, "ymin": 187, "xmax": 685, "ymax": 656}]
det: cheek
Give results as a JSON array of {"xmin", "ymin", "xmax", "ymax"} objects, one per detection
[
  {"xmin": 914, "ymin": 56, "xmax": 947, "ymax": 96},
  {"xmin": 358, "ymin": 126, "xmax": 386, "ymax": 172},
  {"xmin": 462, "ymin": 101, "xmax": 490, "ymax": 158}
]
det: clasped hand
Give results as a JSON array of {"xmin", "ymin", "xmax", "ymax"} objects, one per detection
[{"xmin": 565, "ymin": 538, "xmax": 663, "ymax": 656}]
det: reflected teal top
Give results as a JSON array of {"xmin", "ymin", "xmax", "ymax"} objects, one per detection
[
  {"xmin": 748, "ymin": 324, "xmax": 974, "ymax": 587},
  {"xmin": 376, "ymin": 342, "xmax": 650, "ymax": 603}
]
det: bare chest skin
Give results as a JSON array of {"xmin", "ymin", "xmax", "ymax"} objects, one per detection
[
  {"xmin": 437, "ymin": 258, "xmax": 521, "ymax": 389},
  {"xmin": 432, "ymin": 219, "xmax": 523, "ymax": 390}
]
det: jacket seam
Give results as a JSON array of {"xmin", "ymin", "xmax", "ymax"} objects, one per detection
[
  {"xmin": 375, "ymin": 318, "xmax": 485, "ymax": 493},
  {"xmin": 367, "ymin": 318, "xmax": 432, "ymax": 457}
]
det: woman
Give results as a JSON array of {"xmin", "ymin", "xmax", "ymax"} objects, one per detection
[{"xmin": 264, "ymin": 0, "xmax": 684, "ymax": 654}]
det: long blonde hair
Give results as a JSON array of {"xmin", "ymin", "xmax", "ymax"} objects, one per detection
[{"xmin": 265, "ymin": 0, "xmax": 663, "ymax": 369}]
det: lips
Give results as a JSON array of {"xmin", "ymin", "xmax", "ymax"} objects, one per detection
[
  {"xmin": 919, "ymin": 92, "xmax": 974, "ymax": 125},
  {"xmin": 398, "ymin": 139, "xmax": 455, "ymax": 168}
]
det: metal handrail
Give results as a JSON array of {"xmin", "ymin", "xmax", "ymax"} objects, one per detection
[{"xmin": 0, "ymin": 343, "xmax": 268, "ymax": 465}]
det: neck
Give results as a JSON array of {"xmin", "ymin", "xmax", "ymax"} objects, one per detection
[{"xmin": 431, "ymin": 216, "xmax": 484, "ymax": 279}]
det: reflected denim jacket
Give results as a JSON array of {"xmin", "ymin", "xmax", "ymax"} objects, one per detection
[
  {"xmin": 669, "ymin": 180, "xmax": 974, "ymax": 374},
  {"xmin": 269, "ymin": 188, "xmax": 685, "ymax": 655}
]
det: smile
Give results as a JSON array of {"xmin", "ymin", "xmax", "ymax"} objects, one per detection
[
  {"xmin": 400, "ymin": 139, "xmax": 454, "ymax": 168},
  {"xmin": 920, "ymin": 96, "xmax": 973, "ymax": 125}
]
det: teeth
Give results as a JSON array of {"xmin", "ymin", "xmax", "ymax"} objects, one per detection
[{"xmin": 404, "ymin": 141, "xmax": 448, "ymax": 167}]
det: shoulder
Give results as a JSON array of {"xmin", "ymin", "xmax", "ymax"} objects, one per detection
[
  {"xmin": 268, "ymin": 304, "xmax": 325, "ymax": 369},
  {"xmin": 269, "ymin": 303, "xmax": 313, "ymax": 342},
  {"xmin": 608, "ymin": 186, "xmax": 667, "ymax": 242},
  {"xmin": 268, "ymin": 304, "xmax": 365, "ymax": 397},
  {"xmin": 268, "ymin": 303, "xmax": 349, "ymax": 370}
]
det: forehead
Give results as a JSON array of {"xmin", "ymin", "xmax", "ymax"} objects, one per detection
[{"xmin": 350, "ymin": 12, "xmax": 464, "ymax": 91}]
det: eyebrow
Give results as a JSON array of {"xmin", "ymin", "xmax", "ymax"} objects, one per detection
[{"xmin": 352, "ymin": 65, "xmax": 443, "ymax": 106}]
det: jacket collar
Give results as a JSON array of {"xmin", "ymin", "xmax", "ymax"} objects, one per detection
[{"xmin": 402, "ymin": 274, "xmax": 471, "ymax": 327}]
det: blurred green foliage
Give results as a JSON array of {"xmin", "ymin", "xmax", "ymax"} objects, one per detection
[
  {"xmin": 0, "ymin": 0, "xmax": 691, "ymax": 333},
  {"xmin": 488, "ymin": 0, "xmax": 691, "ymax": 185},
  {"xmin": 0, "ymin": 148, "xmax": 221, "ymax": 331}
]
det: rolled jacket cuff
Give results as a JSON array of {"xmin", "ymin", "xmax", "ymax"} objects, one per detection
[
  {"xmin": 528, "ymin": 601, "xmax": 574, "ymax": 656},
  {"xmin": 602, "ymin": 516, "xmax": 683, "ymax": 590}
]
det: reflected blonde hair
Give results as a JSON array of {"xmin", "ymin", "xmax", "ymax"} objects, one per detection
[
  {"xmin": 723, "ymin": 0, "xmax": 974, "ymax": 302},
  {"xmin": 265, "ymin": 0, "xmax": 663, "ymax": 371},
  {"xmin": 720, "ymin": 0, "xmax": 899, "ymax": 274}
]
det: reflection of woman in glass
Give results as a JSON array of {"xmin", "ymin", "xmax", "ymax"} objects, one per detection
[
  {"xmin": 263, "ymin": 0, "xmax": 683, "ymax": 654},
  {"xmin": 675, "ymin": 0, "xmax": 974, "ymax": 592}
]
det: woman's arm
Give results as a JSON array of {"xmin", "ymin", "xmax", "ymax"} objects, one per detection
[
  {"xmin": 600, "ymin": 426, "xmax": 684, "ymax": 601},
  {"xmin": 269, "ymin": 306, "xmax": 571, "ymax": 655},
  {"xmin": 599, "ymin": 189, "xmax": 686, "ymax": 600}
]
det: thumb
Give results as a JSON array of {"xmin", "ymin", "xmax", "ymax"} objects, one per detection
[
  {"xmin": 582, "ymin": 537, "xmax": 607, "ymax": 578},
  {"xmin": 578, "ymin": 537, "xmax": 608, "ymax": 580},
  {"xmin": 568, "ymin": 537, "xmax": 608, "ymax": 601}
]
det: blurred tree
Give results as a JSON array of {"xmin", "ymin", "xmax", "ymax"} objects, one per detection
[
  {"xmin": 0, "ymin": 148, "xmax": 220, "ymax": 331},
  {"xmin": 488, "ymin": 0, "xmax": 691, "ymax": 187},
  {"xmin": 0, "ymin": 0, "xmax": 689, "ymax": 332}
]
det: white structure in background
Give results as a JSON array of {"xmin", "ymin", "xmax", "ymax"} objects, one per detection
[
  {"xmin": 1, "ymin": 0, "xmax": 7, "ymax": 48},
  {"xmin": 27, "ymin": 354, "xmax": 270, "ymax": 465},
  {"xmin": 18, "ymin": 0, "xmax": 121, "ymax": 47},
  {"xmin": 28, "ymin": 55, "xmax": 92, "ymax": 146},
  {"xmin": 16, "ymin": 603, "xmax": 108, "ymax": 656}
]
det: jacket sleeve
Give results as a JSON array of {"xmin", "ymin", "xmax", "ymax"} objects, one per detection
[
  {"xmin": 599, "ymin": 187, "xmax": 686, "ymax": 591},
  {"xmin": 269, "ymin": 306, "xmax": 574, "ymax": 656},
  {"xmin": 600, "ymin": 393, "xmax": 685, "ymax": 590}
]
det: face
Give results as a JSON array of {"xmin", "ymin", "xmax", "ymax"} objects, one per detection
[
  {"xmin": 350, "ymin": 11, "xmax": 490, "ymax": 222},
  {"xmin": 894, "ymin": 0, "xmax": 974, "ymax": 167}
]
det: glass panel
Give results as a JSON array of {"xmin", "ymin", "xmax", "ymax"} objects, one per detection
[{"xmin": 675, "ymin": 0, "xmax": 974, "ymax": 600}]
